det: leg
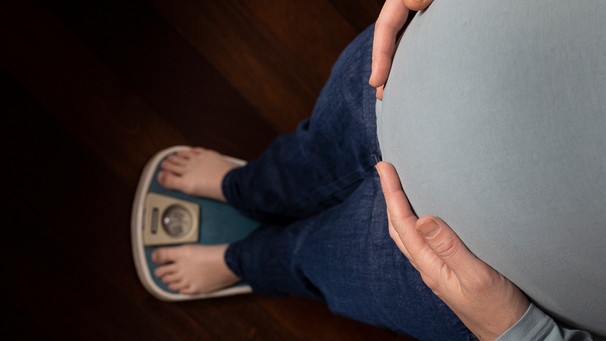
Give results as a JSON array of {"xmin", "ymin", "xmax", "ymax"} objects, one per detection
[
  {"xmin": 225, "ymin": 174, "xmax": 477, "ymax": 341},
  {"xmin": 159, "ymin": 25, "xmax": 380, "ymax": 223},
  {"xmin": 152, "ymin": 25, "xmax": 379, "ymax": 296},
  {"xmin": 223, "ymin": 25, "xmax": 379, "ymax": 222}
]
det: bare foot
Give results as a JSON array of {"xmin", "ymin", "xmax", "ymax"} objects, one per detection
[
  {"xmin": 152, "ymin": 244, "xmax": 240, "ymax": 295},
  {"xmin": 157, "ymin": 147, "xmax": 240, "ymax": 202}
]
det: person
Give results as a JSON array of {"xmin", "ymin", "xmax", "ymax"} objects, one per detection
[
  {"xmin": 374, "ymin": 0, "xmax": 605, "ymax": 339},
  {"xmin": 369, "ymin": 0, "xmax": 434, "ymax": 100},
  {"xmin": 151, "ymin": 1, "xmax": 604, "ymax": 340}
]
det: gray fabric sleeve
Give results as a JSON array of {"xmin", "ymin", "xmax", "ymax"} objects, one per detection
[{"xmin": 497, "ymin": 304, "xmax": 593, "ymax": 341}]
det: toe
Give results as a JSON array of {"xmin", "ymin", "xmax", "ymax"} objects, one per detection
[
  {"xmin": 176, "ymin": 148, "xmax": 200, "ymax": 158},
  {"xmin": 157, "ymin": 171, "xmax": 171, "ymax": 188},
  {"xmin": 152, "ymin": 247, "xmax": 176, "ymax": 264},
  {"xmin": 179, "ymin": 284, "xmax": 198, "ymax": 295},
  {"xmin": 190, "ymin": 147, "xmax": 206, "ymax": 155},
  {"xmin": 159, "ymin": 270, "xmax": 183, "ymax": 283},
  {"xmin": 154, "ymin": 264, "xmax": 173, "ymax": 278},
  {"xmin": 160, "ymin": 158, "xmax": 185, "ymax": 173},
  {"xmin": 157, "ymin": 171, "xmax": 183, "ymax": 191},
  {"xmin": 168, "ymin": 280, "xmax": 191, "ymax": 293}
]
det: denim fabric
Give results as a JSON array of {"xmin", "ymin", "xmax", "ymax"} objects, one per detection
[
  {"xmin": 223, "ymin": 26, "xmax": 477, "ymax": 341},
  {"xmin": 221, "ymin": 26, "xmax": 380, "ymax": 224}
]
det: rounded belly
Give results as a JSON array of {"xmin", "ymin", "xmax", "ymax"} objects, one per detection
[{"xmin": 378, "ymin": 0, "xmax": 606, "ymax": 334}]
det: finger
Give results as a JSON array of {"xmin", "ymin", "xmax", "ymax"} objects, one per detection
[
  {"xmin": 377, "ymin": 162, "xmax": 416, "ymax": 221},
  {"xmin": 403, "ymin": 0, "xmax": 434, "ymax": 12},
  {"xmin": 377, "ymin": 163, "xmax": 452, "ymax": 276},
  {"xmin": 375, "ymin": 85, "xmax": 384, "ymax": 100},
  {"xmin": 377, "ymin": 161, "xmax": 430, "ymax": 271},
  {"xmin": 386, "ymin": 207, "xmax": 425, "ymax": 273},
  {"xmin": 370, "ymin": 0, "xmax": 410, "ymax": 88},
  {"xmin": 388, "ymin": 221, "xmax": 412, "ymax": 260},
  {"xmin": 415, "ymin": 216, "xmax": 484, "ymax": 279}
]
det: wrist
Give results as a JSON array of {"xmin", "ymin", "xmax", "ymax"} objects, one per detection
[{"xmin": 473, "ymin": 293, "xmax": 530, "ymax": 340}]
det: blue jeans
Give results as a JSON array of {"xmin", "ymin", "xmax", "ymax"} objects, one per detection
[{"xmin": 222, "ymin": 25, "xmax": 477, "ymax": 341}]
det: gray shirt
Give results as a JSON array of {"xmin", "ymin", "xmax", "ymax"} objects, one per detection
[{"xmin": 377, "ymin": 1, "xmax": 605, "ymax": 339}]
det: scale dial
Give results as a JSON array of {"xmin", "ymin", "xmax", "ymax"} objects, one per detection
[{"xmin": 161, "ymin": 205, "xmax": 193, "ymax": 237}]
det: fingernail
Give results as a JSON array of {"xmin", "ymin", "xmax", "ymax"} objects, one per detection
[{"xmin": 417, "ymin": 220, "xmax": 440, "ymax": 238}]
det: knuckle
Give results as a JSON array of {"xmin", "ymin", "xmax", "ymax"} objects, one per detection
[{"xmin": 433, "ymin": 235, "xmax": 460, "ymax": 259}]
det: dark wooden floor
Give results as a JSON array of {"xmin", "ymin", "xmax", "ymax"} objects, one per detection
[{"xmin": 1, "ymin": 0, "xmax": 418, "ymax": 339}]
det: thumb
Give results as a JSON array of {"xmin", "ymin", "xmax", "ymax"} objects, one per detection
[
  {"xmin": 403, "ymin": 0, "xmax": 433, "ymax": 11},
  {"xmin": 415, "ymin": 216, "xmax": 480, "ymax": 277}
]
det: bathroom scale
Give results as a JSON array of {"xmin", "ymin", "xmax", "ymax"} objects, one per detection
[{"xmin": 131, "ymin": 146, "xmax": 260, "ymax": 301}]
